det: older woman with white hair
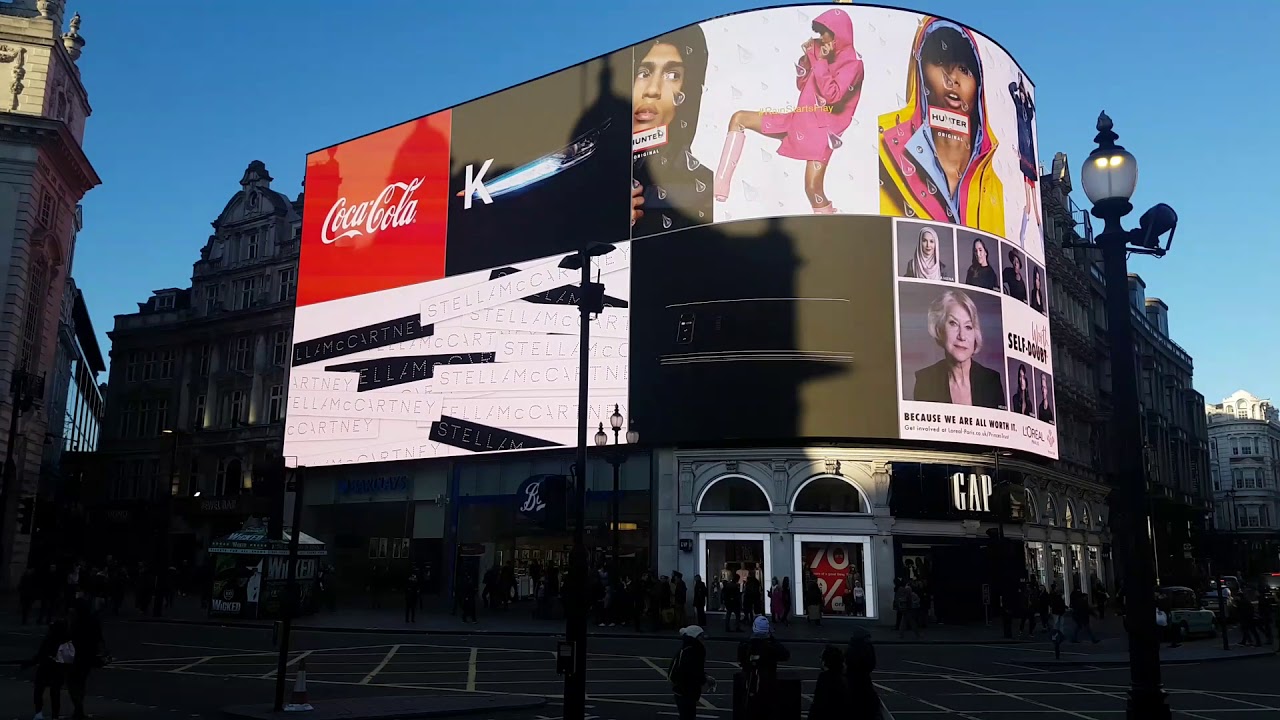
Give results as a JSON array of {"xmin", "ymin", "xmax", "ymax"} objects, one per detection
[{"xmin": 912, "ymin": 289, "xmax": 1005, "ymax": 409}]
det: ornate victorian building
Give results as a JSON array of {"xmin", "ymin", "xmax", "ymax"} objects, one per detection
[
  {"xmin": 95, "ymin": 161, "xmax": 300, "ymax": 566},
  {"xmin": 0, "ymin": 1, "xmax": 99, "ymax": 585}
]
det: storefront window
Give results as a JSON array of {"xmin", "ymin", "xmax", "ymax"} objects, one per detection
[
  {"xmin": 697, "ymin": 476, "xmax": 770, "ymax": 512},
  {"xmin": 1026, "ymin": 542, "xmax": 1045, "ymax": 586},
  {"xmin": 1088, "ymin": 546, "xmax": 1102, "ymax": 590},
  {"xmin": 792, "ymin": 476, "xmax": 867, "ymax": 513},
  {"xmin": 795, "ymin": 536, "xmax": 872, "ymax": 617},
  {"xmin": 1050, "ymin": 545, "xmax": 1065, "ymax": 591},
  {"xmin": 1070, "ymin": 544, "xmax": 1085, "ymax": 597},
  {"xmin": 703, "ymin": 535, "xmax": 769, "ymax": 589}
]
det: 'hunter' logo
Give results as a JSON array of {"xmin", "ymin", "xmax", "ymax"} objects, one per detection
[{"xmin": 322, "ymin": 179, "xmax": 423, "ymax": 244}]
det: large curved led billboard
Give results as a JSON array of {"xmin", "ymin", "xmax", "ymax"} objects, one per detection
[{"xmin": 287, "ymin": 3, "xmax": 1057, "ymax": 467}]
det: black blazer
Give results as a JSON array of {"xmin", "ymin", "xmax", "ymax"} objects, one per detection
[
  {"xmin": 1038, "ymin": 402, "xmax": 1055, "ymax": 424},
  {"xmin": 1003, "ymin": 268, "xmax": 1027, "ymax": 303},
  {"xmin": 1011, "ymin": 390, "xmax": 1035, "ymax": 416},
  {"xmin": 913, "ymin": 359, "xmax": 1006, "ymax": 409}
]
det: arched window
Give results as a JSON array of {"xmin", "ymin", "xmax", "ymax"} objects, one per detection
[
  {"xmin": 216, "ymin": 457, "xmax": 242, "ymax": 496},
  {"xmin": 696, "ymin": 475, "xmax": 770, "ymax": 513},
  {"xmin": 1045, "ymin": 494, "xmax": 1059, "ymax": 526},
  {"xmin": 1064, "ymin": 500, "xmax": 1075, "ymax": 529},
  {"xmin": 1080, "ymin": 503, "xmax": 1092, "ymax": 529},
  {"xmin": 1024, "ymin": 488, "xmax": 1040, "ymax": 524},
  {"xmin": 791, "ymin": 475, "xmax": 868, "ymax": 514}
]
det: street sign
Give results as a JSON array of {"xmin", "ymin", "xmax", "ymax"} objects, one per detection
[{"xmin": 982, "ymin": 583, "xmax": 991, "ymax": 605}]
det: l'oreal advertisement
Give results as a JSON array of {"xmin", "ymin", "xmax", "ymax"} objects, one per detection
[{"xmin": 289, "ymin": 4, "xmax": 1054, "ymax": 466}]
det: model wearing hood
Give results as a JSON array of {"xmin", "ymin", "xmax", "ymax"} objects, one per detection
[
  {"xmin": 1010, "ymin": 73, "xmax": 1040, "ymax": 249},
  {"xmin": 904, "ymin": 225, "xmax": 949, "ymax": 281},
  {"xmin": 631, "ymin": 25, "xmax": 712, "ymax": 238},
  {"xmin": 879, "ymin": 17, "xmax": 1004, "ymax": 236},
  {"xmin": 713, "ymin": 8, "xmax": 864, "ymax": 213}
]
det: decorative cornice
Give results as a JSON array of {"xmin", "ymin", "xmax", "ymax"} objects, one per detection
[{"xmin": 0, "ymin": 115, "xmax": 100, "ymax": 195}]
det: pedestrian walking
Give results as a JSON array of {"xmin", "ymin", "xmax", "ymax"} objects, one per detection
[
  {"xmin": 743, "ymin": 571, "xmax": 762, "ymax": 622},
  {"xmin": 21, "ymin": 617, "xmax": 73, "ymax": 720},
  {"xmin": 1238, "ymin": 586, "xmax": 1263, "ymax": 646},
  {"xmin": 722, "ymin": 575, "xmax": 741, "ymax": 632},
  {"xmin": 67, "ymin": 596, "xmax": 109, "ymax": 720},
  {"xmin": 1048, "ymin": 585, "xmax": 1067, "ymax": 659},
  {"xmin": 1069, "ymin": 589, "xmax": 1099, "ymax": 643},
  {"xmin": 737, "ymin": 616, "xmax": 791, "ymax": 720},
  {"xmin": 674, "ymin": 572, "xmax": 689, "ymax": 628},
  {"xmin": 693, "ymin": 575, "xmax": 708, "ymax": 627},
  {"xmin": 779, "ymin": 577, "xmax": 793, "ymax": 625},
  {"xmin": 668, "ymin": 625, "xmax": 716, "ymax": 720},
  {"xmin": 403, "ymin": 570, "xmax": 420, "ymax": 623},
  {"xmin": 845, "ymin": 626, "xmax": 882, "ymax": 719},
  {"xmin": 807, "ymin": 644, "xmax": 848, "ymax": 720},
  {"xmin": 1256, "ymin": 585, "xmax": 1275, "ymax": 646}
]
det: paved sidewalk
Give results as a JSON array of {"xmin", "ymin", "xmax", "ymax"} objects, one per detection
[
  {"xmin": 113, "ymin": 595, "xmax": 1054, "ymax": 645},
  {"xmin": 222, "ymin": 694, "xmax": 546, "ymax": 720}
]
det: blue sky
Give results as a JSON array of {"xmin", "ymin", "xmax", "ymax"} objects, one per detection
[{"xmin": 70, "ymin": 0, "xmax": 1276, "ymax": 403}]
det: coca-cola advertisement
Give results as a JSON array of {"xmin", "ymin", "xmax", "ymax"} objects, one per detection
[{"xmin": 298, "ymin": 112, "xmax": 452, "ymax": 306}]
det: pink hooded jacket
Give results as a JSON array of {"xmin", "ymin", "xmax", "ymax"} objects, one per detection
[{"xmin": 773, "ymin": 8, "xmax": 864, "ymax": 162}]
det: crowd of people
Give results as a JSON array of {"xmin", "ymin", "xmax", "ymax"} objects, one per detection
[{"xmin": 667, "ymin": 614, "xmax": 884, "ymax": 720}]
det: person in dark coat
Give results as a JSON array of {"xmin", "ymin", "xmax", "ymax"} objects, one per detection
[
  {"xmin": 807, "ymin": 644, "xmax": 848, "ymax": 720},
  {"xmin": 845, "ymin": 626, "xmax": 881, "ymax": 718},
  {"xmin": 693, "ymin": 575, "xmax": 708, "ymax": 627},
  {"xmin": 737, "ymin": 616, "xmax": 791, "ymax": 720},
  {"xmin": 722, "ymin": 575, "xmax": 741, "ymax": 632},
  {"xmin": 669, "ymin": 625, "xmax": 715, "ymax": 720},
  {"xmin": 674, "ymin": 572, "xmax": 689, "ymax": 627},
  {"xmin": 68, "ymin": 596, "xmax": 107, "ymax": 719},
  {"xmin": 404, "ymin": 570, "xmax": 420, "ymax": 623},
  {"xmin": 22, "ymin": 618, "xmax": 71, "ymax": 720}
]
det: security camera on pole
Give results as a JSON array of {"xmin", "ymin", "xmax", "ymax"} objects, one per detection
[{"xmin": 1066, "ymin": 111, "xmax": 1178, "ymax": 720}]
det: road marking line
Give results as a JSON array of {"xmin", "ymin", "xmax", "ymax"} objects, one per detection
[
  {"xmin": 143, "ymin": 642, "xmax": 272, "ymax": 654},
  {"xmin": 992, "ymin": 661, "xmax": 1043, "ymax": 673},
  {"xmin": 640, "ymin": 656, "xmax": 669, "ymax": 678},
  {"xmin": 904, "ymin": 660, "xmax": 980, "ymax": 676},
  {"xmin": 947, "ymin": 677, "xmax": 1095, "ymax": 719},
  {"xmin": 361, "ymin": 644, "xmax": 400, "ymax": 685},
  {"xmin": 258, "ymin": 650, "xmax": 314, "ymax": 679},
  {"xmin": 171, "ymin": 656, "xmax": 213, "ymax": 673},
  {"xmin": 875, "ymin": 682, "xmax": 983, "ymax": 720},
  {"xmin": 467, "ymin": 647, "xmax": 478, "ymax": 691}
]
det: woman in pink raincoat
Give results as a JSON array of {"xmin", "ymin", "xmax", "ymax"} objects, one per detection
[{"xmin": 713, "ymin": 8, "xmax": 864, "ymax": 213}]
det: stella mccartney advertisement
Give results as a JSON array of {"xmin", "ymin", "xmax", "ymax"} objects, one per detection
[{"xmin": 288, "ymin": 4, "xmax": 1055, "ymax": 466}]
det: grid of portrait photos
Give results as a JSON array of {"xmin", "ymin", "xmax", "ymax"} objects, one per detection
[{"xmin": 893, "ymin": 218, "xmax": 1056, "ymax": 454}]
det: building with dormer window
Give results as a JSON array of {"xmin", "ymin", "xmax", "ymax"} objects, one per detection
[{"xmin": 93, "ymin": 161, "xmax": 300, "ymax": 566}]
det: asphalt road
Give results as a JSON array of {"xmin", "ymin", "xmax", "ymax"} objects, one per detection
[{"xmin": 1, "ymin": 619, "xmax": 1278, "ymax": 719}]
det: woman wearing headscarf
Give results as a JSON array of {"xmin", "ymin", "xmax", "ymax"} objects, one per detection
[
  {"xmin": 904, "ymin": 226, "xmax": 948, "ymax": 281},
  {"xmin": 631, "ymin": 25, "xmax": 711, "ymax": 237},
  {"xmin": 713, "ymin": 8, "xmax": 864, "ymax": 213},
  {"xmin": 964, "ymin": 237, "xmax": 998, "ymax": 291},
  {"xmin": 880, "ymin": 17, "xmax": 1004, "ymax": 235}
]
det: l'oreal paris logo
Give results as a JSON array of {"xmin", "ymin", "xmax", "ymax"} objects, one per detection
[
  {"xmin": 951, "ymin": 472, "xmax": 992, "ymax": 513},
  {"xmin": 321, "ymin": 178, "xmax": 424, "ymax": 244},
  {"xmin": 633, "ymin": 125, "xmax": 667, "ymax": 153},
  {"xmin": 928, "ymin": 106, "xmax": 970, "ymax": 136}
]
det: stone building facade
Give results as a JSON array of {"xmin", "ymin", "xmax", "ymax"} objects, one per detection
[
  {"xmin": 95, "ymin": 161, "xmax": 300, "ymax": 566},
  {"xmin": 1207, "ymin": 390, "xmax": 1280, "ymax": 575},
  {"xmin": 0, "ymin": 0, "xmax": 99, "ymax": 585}
]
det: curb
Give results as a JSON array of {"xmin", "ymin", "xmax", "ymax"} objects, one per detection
[
  {"xmin": 221, "ymin": 694, "xmax": 546, "ymax": 720},
  {"xmin": 1015, "ymin": 648, "xmax": 1276, "ymax": 667},
  {"xmin": 118, "ymin": 616, "xmax": 1032, "ymax": 646}
]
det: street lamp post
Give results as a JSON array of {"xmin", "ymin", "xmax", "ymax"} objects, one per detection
[
  {"xmin": 595, "ymin": 405, "xmax": 638, "ymax": 573},
  {"xmin": 559, "ymin": 242, "xmax": 615, "ymax": 720},
  {"xmin": 1076, "ymin": 111, "xmax": 1178, "ymax": 720},
  {"xmin": 155, "ymin": 428, "xmax": 180, "ymax": 617}
]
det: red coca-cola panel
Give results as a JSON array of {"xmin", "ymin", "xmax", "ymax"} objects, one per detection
[{"xmin": 298, "ymin": 111, "xmax": 453, "ymax": 306}]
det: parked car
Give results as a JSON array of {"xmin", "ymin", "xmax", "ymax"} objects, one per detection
[
  {"xmin": 1160, "ymin": 586, "xmax": 1216, "ymax": 638},
  {"xmin": 1200, "ymin": 585, "xmax": 1235, "ymax": 622}
]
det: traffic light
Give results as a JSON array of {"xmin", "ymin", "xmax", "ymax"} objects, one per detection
[{"xmin": 16, "ymin": 497, "xmax": 34, "ymax": 535}]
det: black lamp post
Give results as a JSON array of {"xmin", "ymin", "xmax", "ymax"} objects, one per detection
[
  {"xmin": 559, "ymin": 242, "xmax": 614, "ymax": 720},
  {"xmin": 1076, "ymin": 111, "xmax": 1178, "ymax": 720},
  {"xmin": 595, "ymin": 405, "xmax": 638, "ymax": 573},
  {"xmin": 155, "ymin": 428, "xmax": 180, "ymax": 617}
]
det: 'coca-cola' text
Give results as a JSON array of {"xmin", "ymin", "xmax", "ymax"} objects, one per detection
[{"xmin": 321, "ymin": 178, "xmax": 424, "ymax": 244}]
